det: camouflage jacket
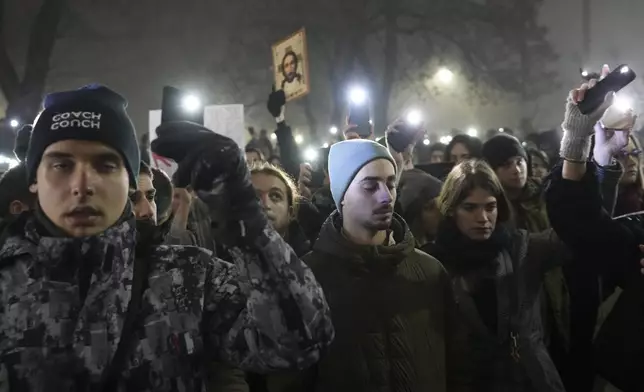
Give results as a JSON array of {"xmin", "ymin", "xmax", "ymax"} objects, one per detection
[{"xmin": 0, "ymin": 214, "xmax": 333, "ymax": 392}]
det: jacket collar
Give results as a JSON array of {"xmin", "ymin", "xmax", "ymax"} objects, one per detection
[{"xmin": 312, "ymin": 211, "xmax": 415, "ymax": 273}]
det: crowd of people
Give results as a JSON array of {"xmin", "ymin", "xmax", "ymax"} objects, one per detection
[{"xmin": 0, "ymin": 66, "xmax": 643, "ymax": 392}]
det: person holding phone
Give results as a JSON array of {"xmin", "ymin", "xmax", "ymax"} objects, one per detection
[{"xmin": 545, "ymin": 65, "xmax": 644, "ymax": 391}]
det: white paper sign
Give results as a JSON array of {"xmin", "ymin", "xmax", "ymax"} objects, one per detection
[
  {"xmin": 203, "ymin": 104, "xmax": 245, "ymax": 149},
  {"xmin": 147, "ymin": 105, "xmax": 246, "ymax": 178},
  {"xmin": 148, "ymin": 109, "xmax": 179, "ymax": 177}
]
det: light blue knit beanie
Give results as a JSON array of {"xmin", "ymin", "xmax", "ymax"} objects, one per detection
[{"xmin": 328, "ymin": 139, "xmax": 397, "ymax": 213}]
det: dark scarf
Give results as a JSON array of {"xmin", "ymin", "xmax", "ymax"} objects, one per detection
[{"xmin": 432, "ymin": 218, "xmax": 511, "ymax": 276}]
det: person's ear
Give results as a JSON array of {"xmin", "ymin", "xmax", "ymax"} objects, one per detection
[{"xmin": 288, "ymin": 205, "xmax": 296, "ymax": 221}]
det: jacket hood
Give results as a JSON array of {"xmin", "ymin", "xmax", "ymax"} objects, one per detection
[{"xmin": 312, "ymin": 210, "xmax": 415, "ymax": 273}]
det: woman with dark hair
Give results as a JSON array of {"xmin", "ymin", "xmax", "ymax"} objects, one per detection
[
  {"xmin": 425, "ymin": 159, "xmax": 567, "ymax": 391},
  {"xmin": 527, "ymin": 147, "xmax": 551, "ymax": 182},
  {"xmin": 444, "ymin": 134, "xmax": 483, "ymax": 163},
  {"xmin": 613, "ymin": 134, "xmax": 644, "ymax": 217}
]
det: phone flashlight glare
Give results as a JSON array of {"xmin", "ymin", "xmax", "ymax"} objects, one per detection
[
  {"xmin": 406, "ymin": 110, "xmax": 422, "ymax": 126},
  {"xmin": 349, "ymin": 87, "xmax": 367, "ymax": 105}
]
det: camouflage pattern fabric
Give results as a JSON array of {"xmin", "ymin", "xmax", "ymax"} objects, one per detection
[{"xmin": 0, "ymin": 213, "xmax": 333, "ymax": 392}]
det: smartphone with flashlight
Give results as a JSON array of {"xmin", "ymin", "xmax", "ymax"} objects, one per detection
[
  {"xmin": 161, "ymin": 86, "xmax": 205, "ymax": 125},
  {"xmin": 347, "ymin": 104, "xmax": 372, "ymax": 138},
  {"xmin": 578, "ymin": 65, "xmax": 636, "ymax": 115},
  {"xmin": 387, "ymin": 111, "xmax": 423, "ymax": 153}
]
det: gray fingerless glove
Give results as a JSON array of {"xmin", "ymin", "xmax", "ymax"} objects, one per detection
[{"xmin": 560, "ymin": 95, "xmax": 609, "ymax": 161}]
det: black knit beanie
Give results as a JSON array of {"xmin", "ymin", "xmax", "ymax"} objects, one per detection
[
  {"xmin": 482, "ymin": 134, "xmax": 527, "ymax": 170},
  {"xmin": 26, "ymin": 85, "xmax": 140, "ymax": 188}
]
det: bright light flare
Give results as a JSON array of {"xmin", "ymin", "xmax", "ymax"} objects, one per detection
[
  {"xmin": 0, "ymin": 155, "xmax": 19, "ymax": 168},
  {"xmin": 294, "ymin": 134, "xmax": 304, "ymax": 145},
  {"xmin": 304, "ymin": 147, "xmax": 318, "ymax": 162},
  {"xmin": 349, "ymin": 87, "xmax": 367, "ymax": 105},
  {"xmin": 422, "ymin": 138, "xmax": 430, "ymax": 146},
  {"xmin": 621, "ymin": 66, "xmax": 630, "ymax": 74},
  {"xmin": 498, "ymin": 127, "xmax": 505, "ymax": 133},
  {"xmin": 439, "ymin": 135, "xmax": 453, "ymax": 144},
  {"xmin": 581, "ymin": 70, "xmax": 589, "ymax": 77},
  {"xmin": 182, "ymin": 95, "xmax": 201, "ymax": 112},
  {"xmin": 406, "ymin": 109, "xmax": 423, "ymax": 126},
  {"xmin": 329, "ymin": 126, "xmax": 338, "ymax": 135},
  {"xmin": 322, "ymin": 142, "xmax": 329, "ymax": 148},
  {"xmin": 270, "ymin": 133, "xmax": 277, "ymax": 140},
  {"xmin": 613, "ymin": 95, "xmax": 633, "ymax": 112},
  {"xmin": 436, "ymin": 68, "xmax": 454, "ymax": 84},
  {"xmin": 9, "ymin": 119, "xmax": 19, "ymax": 128},
  {"xmin": 467, "ymin": 127, "xmax": 478, "ymax": 137}
]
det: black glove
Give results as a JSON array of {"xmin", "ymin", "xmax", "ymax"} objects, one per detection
[
  {"xmin": 267, "ymin": 87, "xmax": 286, "ymax": 119},
  {"xmin": 151, "ymin": 121, "xmax": 267, "ymax": 242}
]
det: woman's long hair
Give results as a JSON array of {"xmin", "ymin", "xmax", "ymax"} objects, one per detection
[{"xmin": 437, "ymin": 159, "xmax": 512, "ymax": 224}]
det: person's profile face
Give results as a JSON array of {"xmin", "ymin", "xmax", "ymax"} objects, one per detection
[
  {"xmin": 32, "ymin": 139, "xmax": 130, "ymax": 237},
  {"xmin": 282, "ymin": 53, "xmax": 297, "ymax": 80},
  {"xmin": 495, "ymin": 156, "xmax": 527, "ymax": 191},
  {"xmin": 131, "ymin": 173, "xmax": 157, "ymax": 225}
]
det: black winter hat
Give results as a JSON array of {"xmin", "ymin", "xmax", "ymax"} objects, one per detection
[
  {"xmin": 482, "ymin": 133, "xmax": 527, "ymax": 170},
  {"xmin": 26, "ymin": 85, "xmax": 140, "ymax": 188}
]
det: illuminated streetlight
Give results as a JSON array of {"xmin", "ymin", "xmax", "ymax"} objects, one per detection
[
  {"xmin": 422, "ymin": 138, "xmax": 430, "ymax": 146},
  {"xmin": 467, "ymin": 127, "xmax": 478, "ymax": 137},
  {"xmin": 304, "ymin": 147, "xmax": 318, "ymax": 162},
  {"xmin": 182, "ymin": 95, "xmax": 201, "ymax": 112},
  {"xmin": 436, "ymin": 68, "xmax": 454, "ymax": 84},
  {"xmin": 294, "ymin": 134, "xmax": 304, "ymax": 145},
  {"xmin": 439, "ymin": 135, "xmax": 453, "ymax": 144},
  {"xmin": 9, "ymin": 119, "xmax": 19, "ymax": 128},
  {"xmin": 329, "ymin": 126, "xmax": 338, "ymax": 135},
  {"xmin": 322, "ymin": 142, "xmax": 329, "ymax": 148}
]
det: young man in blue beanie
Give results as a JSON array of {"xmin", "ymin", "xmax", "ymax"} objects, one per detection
[
  {"xmin": 0, "ymin": 85, "xmax": 333, "ymax": 391},
  {"xmin": 288, "ymin": 139, "xmax": 468, "ymax": 392}
]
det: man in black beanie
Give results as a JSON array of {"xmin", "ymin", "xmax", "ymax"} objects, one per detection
[
  {"xmin": 25, "ymin": 84, "xmax": 140, "ymax": 236},
  {"xmin": 0, "ymin": 85, "xmax": 333, "ymax": 391}
]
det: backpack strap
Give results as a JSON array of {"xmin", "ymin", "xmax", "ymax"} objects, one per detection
[{"xmin": 100, "ymin": 256, "xmax": 149, "ymax": 391}]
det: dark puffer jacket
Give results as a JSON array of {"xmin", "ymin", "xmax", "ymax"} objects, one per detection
[
  {"xmin": 429, "ymin": 222, "xmax": 567, "ymax": 392},
  {"xmin": 292, "ymin": 212, "xmax": 467, "ymax": 392}
]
